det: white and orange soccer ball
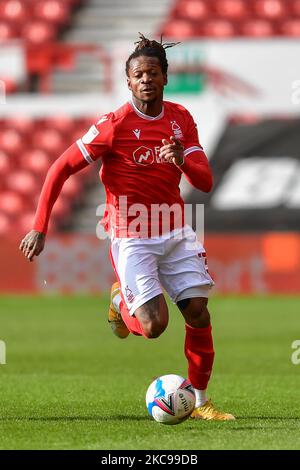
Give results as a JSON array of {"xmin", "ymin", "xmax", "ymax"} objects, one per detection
[{"xmin": 146, "ymin": 374, "xmax": 195, "ymax": 425}]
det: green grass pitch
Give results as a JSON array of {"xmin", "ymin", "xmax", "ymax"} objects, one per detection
[{"xmin": 0, "ymin": 295, "xmax": 299, "ymax": 450}]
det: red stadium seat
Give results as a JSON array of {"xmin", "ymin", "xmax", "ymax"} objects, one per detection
[
  {"xmin": 21, "ymin": 149, "xmax": 51, "ymax": 176},
  {"xmin": 0, "ymin": 213, "xmax": 10, "ymax": 236},
  {"xmin": 0, "ymin": 129, "xmax": 23, "ymax": 155},
  {"xmin": 241, "ymin": 19, "xmax": 275, "ymax": 36},
  {"xmin": 0, "ymin": 190, "xmax": 24, "ymax": 216},
  {"xmin": 33, "ymin": 0, "xmax": 70, "ymax": 26},
  {"xmin": 17, "ymin": 211, "xmax": 36, "ymax": 233},
  {"xmin": 51, "ymin": 197, "xmax": 69, "ymax": 219},
  {"xmin": 22, "ymin": 21, "xmax": 57, "ymax": 45},
  {"xmin": 0, "ymin": 77, "xmax": 17, "ymax": 94},
  {"xmin": 291, "ymin": 0, "xmax": 300, "ymax": 16},
  {"xmin": 162, "ymin": 20, "xmax": 196, "ymax": 39},
  {"xmin": 6, "ymin": 170, "xmax": 37, "ymax": 196},
  {"xmin": 5, "ymin": 116, "xmax": 35, "ymax": 135},
  {"xmin": 214, "ymin": 0, "xmax": 250, "ymax": 19},
  {"xmin": 32, "ymin": 128, "xmax": 65, "ymax": 155},
  {"xmin": 0, "ymin": 0, "xmax": 27, "ymax": 25},
  {"xmin": 202, "ymin": 19, "xmax": 236, "ymax": 37},
  {"xmin": 0, "ymin": 151, "xmax": 11, "ymax": 179},
  {"xmin": 0, "ymin": 21, "xmax": 18, "ymax": 41},
  {"xmin": 42, "ymin": 115, "xmax": 74, "ymax": 135},
  {"xmin": 281, "ymin": 19, "xmax": 300, "ymax": 36},
  {"xmin": 253, "ymin": 0, "xmax": 286, "ymax": 19},
  {"xmin": 61, "ymin": 177, "xmax": 81, "ymax": 198},
  {"xmin": 175, "ymin": 0, "xmax": 210, "ymax": 20}
]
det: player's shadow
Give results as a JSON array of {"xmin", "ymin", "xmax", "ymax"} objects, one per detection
[{"xmin": 0, "ymin": 415, "xmax": 150, "ymax": 422}]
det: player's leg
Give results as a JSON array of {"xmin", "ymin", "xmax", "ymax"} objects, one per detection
[
  {"xmin": 134, "ymin": 293, "xmax": 168, "ymax": 339},
  {"xmin": 159, "ymin": 225, "xmax": 235, "ymax": 420},
  {"xmin": 109, "ymin": 284, "xmax": 168, "ymax": 338},
  {"xmin": 177, "ymin": 295, "xmax": 235, "ymax": 420},
  {"xmin": 109, "ymin": 237, "xmax": 168, "ymax": 338}
]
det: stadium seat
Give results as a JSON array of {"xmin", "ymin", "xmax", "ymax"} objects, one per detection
[
  {"xmin": 0, "ymin": 0, "xmax": 27, "ymax": 25},
  {"xmin": 281, "ymin": 19, "xmax": 300, "ymax": 36},
  {"xmin": 22, "ymin": 21, "xmax": 57, "ymax": 45},
  {"xmin": 241, "ymin": 19, "xmax": 275, "ymax": 36},
  {"xmin": 0, "ymin": 129, "xmax": 23, "ymax": 155},
  {"xmin": 42, "ymin": 115, "xmax": 74, "ymax": 135},
  {"xmin": 17, "ymin": 211, "xmax": 36, "ymax": 233},
  {"xmin": 202, "ymin": 19, "xmax": 236, "ymax": 37},
  {"xmin": 175, "ymin": 0, "xmax": 210, "ymax": 20},
  {"xmin": 291, "ymin": 0, "xmax": 300, "ymax": 16},
  {"xmin": 0, "ymin": 190, "xmax": 25, "ymax": 216},
  {"xmin": 33, "ymin": 0, "xmax": 71, "ymax": 27},
  {"xmin": 21, "ymin": 149, "xmax": 51, "ymax": 176},
  {"xmin": 253, "ymin": 0, "xmax": 286, "ymax": 19},
  {"xmin": 0, "ymin": 212, "xmax": 10, "ymax": 235},
  {"xmin": 162, "ymin": 20, "xmax": 196, "ymax": 39},
  {"xmin": 6, "ymin": 170, "xmax": 37, "ymax": 196},
  {"xmin": 32, "ymin": 128, "xmax": 65, "ymax": 155},
  {"xmin": 51, "ymin": 197, "xmax": 70, "ymax": 219},
  {"xmin": 61, "ymin": 177, "xmax": 81, "ymax": 198},
  {"xmin": 214, "ymin": 0, "xmax": 250, "ymax": 20},
  {"xmin": 0, "ymin": 151, "xmax": 11, "ymax": 181},
  {"xmin": 0, "ymin": 21, "xmax": 18, "ymax": 41},
  {"xmin": 5, "ymin": 116, "xmax": 35, "ymax": 135}
]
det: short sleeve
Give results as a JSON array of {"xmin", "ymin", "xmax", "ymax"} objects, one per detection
[
  {"xmin": 183, "ymin": 111, "xmax": 204, "ymax": 159},
  {"xmin": 76, "ymin": 113, "xmax": 114, "ymax": 164}
]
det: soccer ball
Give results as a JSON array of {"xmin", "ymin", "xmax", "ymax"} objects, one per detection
[{"xmin": 146, "ymin": 374, "xmax": 195, "ymax": 425}]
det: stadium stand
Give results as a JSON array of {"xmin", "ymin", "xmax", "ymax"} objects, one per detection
[
  {"xmin": 0, "ymin": 0, "xmax": 82, "ymax": 43},
  {"xmin": 0, "ymin": 116, "xmax": 95, "ymax": 235},
  {"xmin": 160, "ymin": 0, "xmax": 300, "ymax": 38}
]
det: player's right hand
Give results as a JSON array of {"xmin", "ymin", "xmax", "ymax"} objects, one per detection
[{"xmin": 19, "ymin": 230, "xmax": 46, "ymax": 262}]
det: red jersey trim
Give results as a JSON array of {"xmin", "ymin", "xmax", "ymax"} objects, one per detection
[{"xmin": 76, "ymin": 138, "xmax": 94, "ymax": 164}]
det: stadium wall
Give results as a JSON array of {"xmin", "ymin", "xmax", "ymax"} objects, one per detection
[{"xmin": 3, "ymin": 232, "xmax": 299, "ymax": 295}]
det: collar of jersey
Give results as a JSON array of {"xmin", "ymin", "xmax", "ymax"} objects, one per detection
[{"xmin": 129, "ymin": 99, "xmax": 164, "ymax": 121}]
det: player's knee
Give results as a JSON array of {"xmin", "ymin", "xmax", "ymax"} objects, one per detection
[
  {"xmin": 142, "ymin": 318, "xmax": 168, "ymax": 339},
  {"xmin": 180, "ymin": 298, "xmax": 210, "ymax": 328}
]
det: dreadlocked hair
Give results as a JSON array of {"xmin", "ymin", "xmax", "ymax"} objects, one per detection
[{"xmin": 125, "ymin": 33, "xmax": 180, "ymax": 76}]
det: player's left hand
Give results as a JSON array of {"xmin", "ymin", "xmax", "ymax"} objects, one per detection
[{"xmin": 159, "ymin": 136, "xmax": 184, "ymax": 166}]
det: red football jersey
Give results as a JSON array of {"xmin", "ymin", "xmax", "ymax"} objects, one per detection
[{"xmin": 76, "ymin": 100, "xmax": 205, "ymax": 237}]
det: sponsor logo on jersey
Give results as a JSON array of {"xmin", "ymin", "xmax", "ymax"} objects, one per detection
[
  {"xmin": 133, "ymin": 129, "xmax": 141, "ymax": 139},
  {"xmin": 133, "ymin": 146, "xmax": 155, "ymax": 165},
  {"xmin": 170, "ymin": 120, "xmax": 183, "ymax": 139}
]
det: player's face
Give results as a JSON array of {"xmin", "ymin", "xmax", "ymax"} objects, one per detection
[{"xmin": 127, "ymin": 56, "xmax": 167, "ymax": 104}]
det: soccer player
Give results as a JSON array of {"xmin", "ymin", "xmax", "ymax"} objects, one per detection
[{"xmin": 20, "ymin": 34, "xmax": 235, "ymax": 421}]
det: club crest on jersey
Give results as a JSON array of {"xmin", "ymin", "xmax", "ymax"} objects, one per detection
[
  {"xmin": 125, "ymin": 285, "xmax": 135, "ymax": 303},
  {"xmin": 170, "ymin": 120, "xmax": 183, "ymax": 139},
  {"xmin": 133, "ymin": 129, "xmax": 141, "ymax": 139},
  {"xmin": 133, "ymin": 146, "xmax": 154, "ymax": 166}
]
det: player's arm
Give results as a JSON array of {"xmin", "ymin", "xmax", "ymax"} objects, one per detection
[
  {"xmin": 177, "ymin": 147, "xmax": 213, "ymax": 192},
  {"xmin": 19, "ymin": 142, "xmax": 96, "ymax": 262},
  {"xmin": 159, "ymin": 137, "xmax": 213, "ymax": 192}
]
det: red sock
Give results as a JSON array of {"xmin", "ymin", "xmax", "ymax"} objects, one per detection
[
  {"xmin": 119, "ymin": 300, "xmax": 147, "ymax": 337},
  {"xmin": 184, "ymin": 323, "xmax": 215, "ymax": 390}
]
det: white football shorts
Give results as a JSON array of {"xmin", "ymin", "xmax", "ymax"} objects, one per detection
[{"xmin": 110, "ymin": 225, "xmax": 215, "ymax": 315}]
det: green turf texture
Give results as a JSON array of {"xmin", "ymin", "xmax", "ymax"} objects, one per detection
[{"xmin": 0, "ymin": 295, "xmax": 299, "ymax": 450}]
